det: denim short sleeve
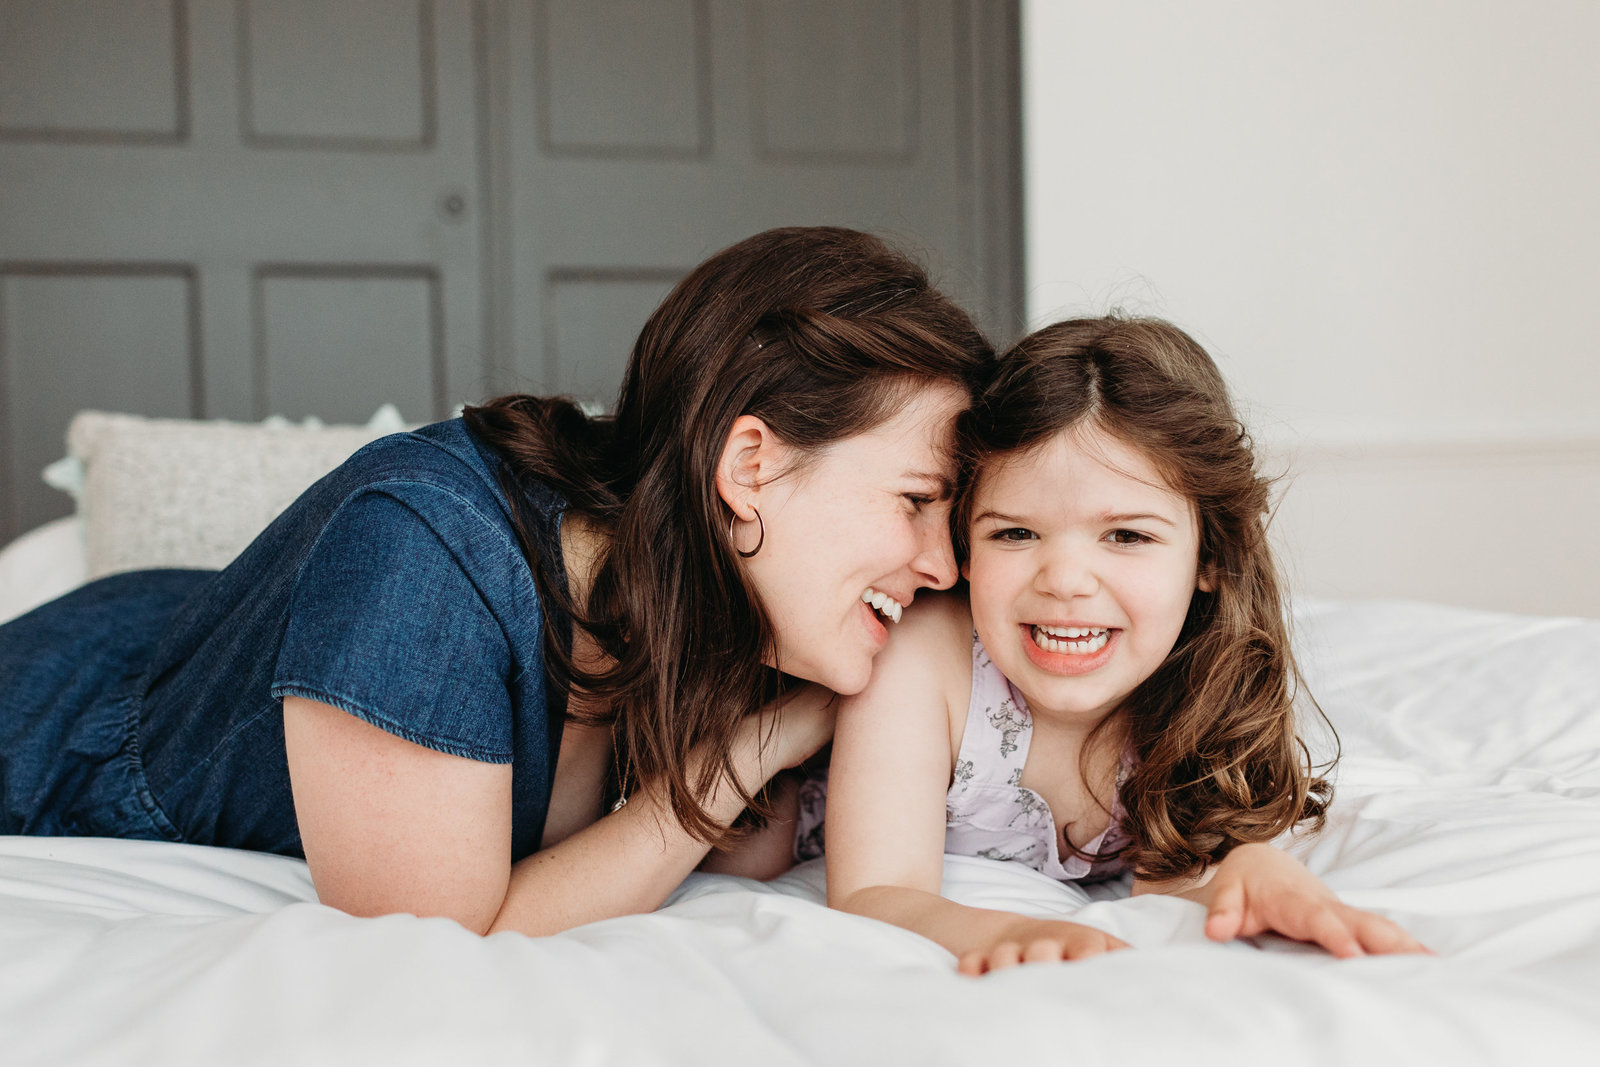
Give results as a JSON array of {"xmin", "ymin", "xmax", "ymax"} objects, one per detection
[{"xmin": 271, "ymin": 488, "xmax": 514, "ymax": 763}]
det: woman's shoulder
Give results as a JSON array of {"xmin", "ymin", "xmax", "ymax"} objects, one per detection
[
  {"xmin": 323, "ymin": 419, "xmax": 565, "ymax": 538},
  {"xmin": 230, "ymin": 420, "xmax": 545, "ymax": 604},
  {"xmin": 338, "ymin": 419, "xmax": 494, "ymax": 491}
]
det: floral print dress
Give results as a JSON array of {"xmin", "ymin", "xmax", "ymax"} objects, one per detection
[{"xmin": 794, "ymin": 634, "xmax": 1130, "ymax": 883}]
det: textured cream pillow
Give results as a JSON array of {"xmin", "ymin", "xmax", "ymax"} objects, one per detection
[{"xmin": 65, "ymin": 407, "xmax": 413, "ymax": 579}]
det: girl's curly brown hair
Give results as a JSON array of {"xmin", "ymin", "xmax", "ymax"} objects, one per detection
[{"xmin": 954, "ymin": 315, "xmax": 1334, "ymax": 882}]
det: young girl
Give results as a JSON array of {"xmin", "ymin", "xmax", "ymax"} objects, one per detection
[{"xmin": 813, "ymin": 315, "xmax": 1427, "ymax": 972}]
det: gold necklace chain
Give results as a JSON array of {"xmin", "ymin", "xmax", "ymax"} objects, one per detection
[{"xmin": 610, "ymin": 720, "xmax": 630, "ymax": 813}]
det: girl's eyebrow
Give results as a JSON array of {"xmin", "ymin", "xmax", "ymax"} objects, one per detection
[
  {"xmin": 972, "ymin": 509, "xmax": 1178, "ymax": 527},
  {"xmin": 971, "ymin": 508, "xmax": 1027, "ymax": 525},
  {"xmin": 1102, "ymin": 512, "xmax": 1177, "ymax": 527}
]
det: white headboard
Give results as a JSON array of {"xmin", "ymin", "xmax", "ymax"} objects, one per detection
[{"xmin": 1268, "ymin": 439, "xmax": 1600, "ymax": 618}]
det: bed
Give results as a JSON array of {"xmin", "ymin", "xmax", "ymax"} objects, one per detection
[{"xmin": 2, "ymin": 413, "xmax": 1598, "ymax": 1065}]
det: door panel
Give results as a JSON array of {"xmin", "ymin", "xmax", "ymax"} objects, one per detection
[
  {"xmin": 544, "ymin": 270, "xmax": 681, "ymax": 406},
  {"xmin": 751, "ymin": 0, "xmax": 918, "ymax": 162},
  {"xmin": 538, "ymin": 0, "xmax": 708, "ymax": 157},
  {"xmin": 255, "ymin": 268, "xmax": 443, "ymax": 424},
  {"xmin": 240, "ymin": 0, "xmax": 436, "ymax": 148},
  {"xmin": 0, "ymin": 0, "xmax": 188, "ymax": 143},
  {"xmin": 0, "ymin": 266, "xmax": 198, "ymax": 532}
]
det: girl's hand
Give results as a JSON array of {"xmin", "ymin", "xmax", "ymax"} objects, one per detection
[
  {"xmin": 956, "ymin": 917, "xmax": 1129, "ymax": 976},
  {"xmin": 1197, "ymin": 843, "xmax": 1430, "ymax": 957}
]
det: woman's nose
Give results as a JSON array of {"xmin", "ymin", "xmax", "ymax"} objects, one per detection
[{"xmin": 913, "ymin": 523, "xmax": 959, "ymax": 590}]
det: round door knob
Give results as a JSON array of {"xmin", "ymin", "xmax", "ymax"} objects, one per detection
[{"xmin": 439, "ymin": 191, "xmax": 468, "ymax": 221}]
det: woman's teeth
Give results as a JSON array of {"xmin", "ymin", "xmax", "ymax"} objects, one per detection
[
  {"xmin": 1031, "ymin": 624, "xmax": 1109, "ymax": 654},
  {"xmin": 862, "ymin": 587, "xmax": 904, "ymax": 624}
]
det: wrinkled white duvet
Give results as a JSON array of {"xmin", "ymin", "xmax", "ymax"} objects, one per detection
[{"xmin": 3, "ymin": 598, "xmax": 1599, "ymax": 1066}]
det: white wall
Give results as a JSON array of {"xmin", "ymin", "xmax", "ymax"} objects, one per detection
[{"xmin": 1022, "ymin": 0, "xmax": 1600, "ymax": 618}]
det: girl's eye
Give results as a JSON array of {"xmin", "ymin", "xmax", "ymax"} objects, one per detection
[
  {"xmin": 990, "ymin": 527, "xmax": 1036, "ymax": 543},
  {"xmin": 1107, "ymin": 529, "xmax": 1151, "ymax": 545}
]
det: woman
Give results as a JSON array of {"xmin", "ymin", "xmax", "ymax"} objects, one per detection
[{"xmin": 0, "ymin": 226, "xmax": 994, "ymax": 936}]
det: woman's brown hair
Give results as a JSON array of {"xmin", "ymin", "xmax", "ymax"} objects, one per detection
[
  {"xmin": 464, "ymin": 227, "xmax": 993, "ymax": 844},
  {"xmin": 954, "ymin": 315, "xmax": 1333, "ymax": 882}
]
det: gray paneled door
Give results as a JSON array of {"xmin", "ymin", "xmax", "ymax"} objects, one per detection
[{"xmin": 0, "ymin": 0, "xmax": 1020, "ymax": 542}]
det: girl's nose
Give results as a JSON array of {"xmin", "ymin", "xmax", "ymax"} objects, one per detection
[{"xmin": 1036, "ymin": 548, "xmax": 1099, "ymax": 599}]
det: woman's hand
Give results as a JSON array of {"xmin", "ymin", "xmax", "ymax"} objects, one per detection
[
  {"xmin": 695, "ymin": 684, "xmax": 836, "ymax": 881},
  {"xmin": 749, "ymin": 682, "xmax": 838, "ymax": 778},
  {"xmin": 1169, "ymin": 843, "xmax": 1430, "ymax": 957},
  {"xmin": 956, "ymin": 916, "xmax": 1129, "ymax": 976}
]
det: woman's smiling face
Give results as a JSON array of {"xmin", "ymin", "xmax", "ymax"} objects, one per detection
[
  {"xmin": 734, "ymin": 382, "xmax": 969, "ymax": 695},
  {"xmin": 963, "ymin": 423, "xmax": 1206, "ymax": 726}
]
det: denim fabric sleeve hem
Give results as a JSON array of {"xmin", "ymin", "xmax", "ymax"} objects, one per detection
[
  {"xmin": 271, "ymin": 488, "xmax": 521, "ymax": 764},
  {"xmin": 271, "ymin": 682, "xmax": 514, "ymax": 764}
]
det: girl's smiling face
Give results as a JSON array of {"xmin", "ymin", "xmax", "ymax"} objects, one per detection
[{"xmin": 963, "ymin": 423, "xmax": 1207, "ymax": 726}]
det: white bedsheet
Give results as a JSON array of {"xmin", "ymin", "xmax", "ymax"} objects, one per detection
[{"xmin": 3, "ymin": 598, "xmax": 1599, "ymax": 1065}]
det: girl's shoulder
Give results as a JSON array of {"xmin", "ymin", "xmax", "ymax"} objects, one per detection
[
  {"xmin": 884, "ymin": 587, "xmax": 973, "ymax": 658},
  {"xmin": 869, "ymin": 587, "xmax": 975, "ymax": 728}
]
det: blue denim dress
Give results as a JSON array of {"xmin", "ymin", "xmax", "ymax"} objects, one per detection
[{"xmin": 0, "ymin": 419, "xmax": 569, "ymax": 861}]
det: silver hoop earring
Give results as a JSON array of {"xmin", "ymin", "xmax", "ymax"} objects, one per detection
[{"xmin": 730, "ymin": 508, "xmax": 764, "ymax": 558}]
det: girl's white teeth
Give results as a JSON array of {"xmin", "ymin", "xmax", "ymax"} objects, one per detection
[
  {"xmin": 1035, "ymin": 624, "xmax": 1107, "ymax": 639},
  {"xmin": 1031, "ymin": 625, "xmax": 1110, "ymax": 655},
  {"xmin": 862, "ymin": 587, "xmax": 904, "ymax": 624}
]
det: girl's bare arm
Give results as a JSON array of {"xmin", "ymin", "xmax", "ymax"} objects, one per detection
[{"xmin": 823, "ymin": 594, "xmax": 1126, "ymax": 972}]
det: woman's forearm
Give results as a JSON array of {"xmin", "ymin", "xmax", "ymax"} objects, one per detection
[{"xmin": 488, "ymin": 720, "xmax": 774, "ymax": 936}]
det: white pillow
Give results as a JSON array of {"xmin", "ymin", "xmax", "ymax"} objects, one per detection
[
  {"xmin": 0, "ymin": 516, "xmax": 88, "ymax": 625},
  {"xmin": 64, "ymin": 406, "xmax": 412, "ymax": 579}
]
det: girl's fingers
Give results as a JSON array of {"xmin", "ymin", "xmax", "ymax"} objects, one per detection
[
  {"xmin": 1244, "ymin": 891, "xmax": 1358, "ymax": 955},
  {"xmin": 1249, "ymin": 897, "xmax": 1430, "ymax": 959},
  {"xmin": 1301, "ymin": 905, "xmax": 1364, "ymax": 958},
  {"xmin": 1063, "ymin": 936, "xmax": 1106, "ymax": 960},
  {"xmin": 1354, "ymin": 912, "xmax": 1433, "ymax": 956},
  {"xmin": 988, "ymin": 941, "xmax": 1024, "ymax": 971},
  {"xmin": 1204, "ymin": 878, "xmax": 1248, "ymax": 942},
  {"xmin": 956, "ymin": 950, "xmax": 988, "ymax": 977},
  {"xmin": 1022, "ymin": 938, "xmax": 1066, "ymax": 964},
  {"xmin": 1059, "ymin": 929, "xmax": 1129, "ymax": 960},
  {"xmin": 959, "ymin": 927, "xmax": 1131, "ymax": 975}
]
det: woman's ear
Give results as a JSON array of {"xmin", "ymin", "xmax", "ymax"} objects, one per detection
[
  {"xmin": 714, "ymin": 414, "xmax": 780, "ymax": 518},
  {"xmin": 1197, "ymin": 564, "xmax": 1217, "ymax": 593}
]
